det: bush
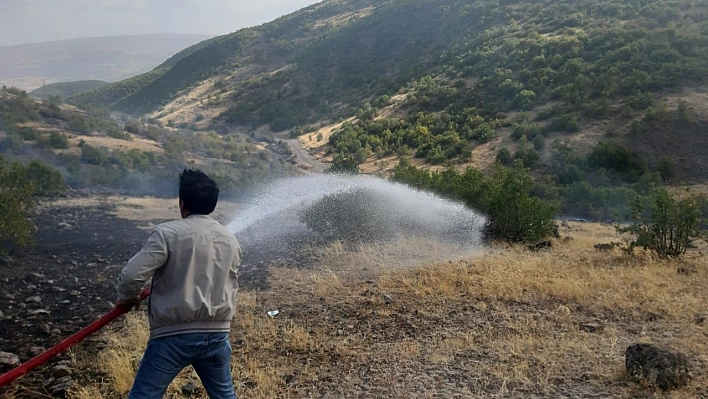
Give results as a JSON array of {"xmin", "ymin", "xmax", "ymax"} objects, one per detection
[
  {"xmin": 392, "ymin": 161, "xmax": 556, "ymax": 242},
  {"xmin": 329, "ymin": 153, "xmax": 359, "ymax": 174},
  {"xmin": 618, "ymin": 188, "xmax": 704, "ymax": 258},
  {"xmin": 550, "ymin": 113, "xmax": 581, "ymax": 133},
  {"xmin": 24, "ymin": 160, "xmax": 65, "ymax": 196},
  {"xmin": 482, "ymin": 163, "xmax": 557, "ymax": 242},
  {"xmin": 588, "ymin": 141, "xmax": 647, "ymax": 178},
  {"xmin": 81, "ymin": 144, "xmax": 109, "ymax": 165},
  {"xmin": 496, "ymin": 148, "xmax": 513, "ymax": 165},
  {"xmin": 0, "ymin": 155, "xmax": 36, "ymax": 251},
  {"xmin": 49, "ymin": 132, "xmax": 69, "ymax": 149},
  {"xmin": 0, "ymin": 155, "xmax": 66, "ymax": 252}
]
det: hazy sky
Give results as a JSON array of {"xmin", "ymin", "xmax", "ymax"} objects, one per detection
[{"xmin": 0, "ymin": 0, "xmax": 321, "ymax": 46}]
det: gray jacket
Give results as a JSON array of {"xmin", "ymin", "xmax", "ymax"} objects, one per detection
[{"xmin": 116, "ymin": 215, "xmax": 242, "ymax": 339}]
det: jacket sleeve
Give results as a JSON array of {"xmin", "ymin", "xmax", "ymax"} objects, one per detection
[{"xmin": 116, "ymin": 228, "xmax": 168, "ymax": 301}]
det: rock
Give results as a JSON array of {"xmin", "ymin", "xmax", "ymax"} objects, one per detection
[
  {"xmin": 181, "ymin": 382, "xmax": 202, "ymax": 397},
  {"xmin": 56, "ymin": 221, "xmax": 73, "ymax": 230},
  {"xmin": 51, "ymin": 365, "xmax": 73, "ymax": 378},
  {"xmin": 579, "ymin": 323, "xmax": 603, "ymax": 333},
  {"xmin": 694, "ymin": 314, "xmax": 706, "ymax": 325},
  {"xmin": 677, "ymin": 267, "xmax": 697, "ymax": 276},
  {"xmin": 29, "ymin": 309, "xmax": 50, "ymax": 316},
  {"xmin": 0, "ymin": 256, "xmax": 14, "ymax": 267},
  {"xmin": 26, "ymin": 284, "xmax": 38, "ymax": 290},
  {"xmin": 3, "ymin": 293, "xmax": 15, "ymax": 300},
  {"xmin": 626, "ymin": 344, "xmax": 690, "ymax": 391},
  {"xmin": 30, "ymin": 347, "xmax": 46, "ymax": 356},
  {"xmin": 45, "ymin": 376, "xmax": 73, "ymax": 396},
  {"xmin": 69, "ymin": 290, "xmax": 80, "ymax": 296},
  {"xmin": 556, "ymin": 305, "xmax": 571, "ymax": 316},
  {"xmin": 38, "ymin": 323, "xmax": 51, "ymax": 334},
  {"xmin": 30, "ymin": 272, "xmax": 46, "ymax": 279},
  {"xmin": 52, "ymin": 286, "xmax": 66, "ymax": 293},
  {"xmin": 25, "ymin": 296, "xmax": 42, "ymax": 303},
  {"xmin": 594, "ymin": 243, "xmax": 617, "ymax": 251},
  {"xmin": 526, "ymin": 240, "xmax": 552, "ymax": 252},
  {"xmin": 382, "ymin": 294, "xmax": 393, "ymax": 304},
  {"xmin": 50, "ymin": 329, "xmax": 62, "ymax": 335},
  {"xmin": 0, "ymin": 310, "xmax": 4, "ymax": 319},
  {"xmin": 0, "ymin": 351, "xmax": 20, "ymax": 367}
]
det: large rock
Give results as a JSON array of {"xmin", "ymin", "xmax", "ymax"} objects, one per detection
[{"xmin": 625, "ymin": 343, "xmax": 691, "ymax": 390}]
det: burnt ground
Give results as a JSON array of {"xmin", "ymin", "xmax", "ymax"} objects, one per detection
[{"xmin": 0, "ymin": 195, "xmax": 272, "ymax": 398}]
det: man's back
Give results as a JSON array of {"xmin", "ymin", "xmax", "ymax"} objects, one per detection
[{"xmin": 148, "ymin": 215, "xmax": 241, "ymax": 338}]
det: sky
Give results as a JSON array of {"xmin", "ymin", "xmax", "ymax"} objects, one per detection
[{"xmin": 0, "ymin": 0, "xmax": 321, "ymax": 46}]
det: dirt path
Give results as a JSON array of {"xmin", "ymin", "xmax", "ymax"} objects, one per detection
[{"xmin": 285, "ymin": 139, "xmax": 326, "ymax": 173}]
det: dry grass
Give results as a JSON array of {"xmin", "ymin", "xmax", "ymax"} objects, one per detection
[
  {"xmin": 40, "ymin": 195, "xmax": 240, "ymax": 230},
  {"xmin": 70, "ymin": 222, "xmax": 708, "ymax": 398}
]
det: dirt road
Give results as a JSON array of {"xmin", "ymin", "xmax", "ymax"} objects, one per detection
[{"xmin": 285, "ymin": 139, "xmax": 326, "ymax": 173}]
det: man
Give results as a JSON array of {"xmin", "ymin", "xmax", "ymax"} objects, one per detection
[{"xmin": 116, "ymin": 170, "xmax": 242, "ymax": 399}]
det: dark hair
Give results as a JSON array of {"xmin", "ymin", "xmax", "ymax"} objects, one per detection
[{"xmin": 179, "ymin": 169, "xmax": 219, "ymax": 215}]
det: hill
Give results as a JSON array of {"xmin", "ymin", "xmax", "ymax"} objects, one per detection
[
  {"xmin": 30, "ymin": 80, "xmax": 108, "ymax": 100},
  {"xmin": 0, "ymin": 34, "xmax": 212, "ymax": 91},
  {"xmin": 69, "ymin": 0, "xmax": 708, "ymax": 220},
  {"xmin": 0, "ymin": 87, "xmax": 295, "ymax": 194}
]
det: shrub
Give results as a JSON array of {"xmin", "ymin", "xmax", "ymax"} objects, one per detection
[
  {"xmin": 49, "ymin": 132, "xmax": 69, "ymax": 149},
  {"xmin": 496, "ymin": 148, "xmax": 513, "ymax": 165},
  {"xmin": 81, "ymin": 144, "xmax": 109, "ymax": 165},
  {"xmin": 588, "ymin": 141, "xmax": 647, "ymax": 177},
  {"xmin": 0, "ymin": 155, "xmax": 66, "ymax": 252},
  {"xmin": 24, "ymin": 160, "xmax": 65, "ymax": 196},
  {"xmin": 329, "ymin": 153, "xmax": 359, "ymax": 174},
  {"xmin": 655, "ymin": 155, "xmax": 677, "ymax": 183},
  {"xmin": 482, "ymin": 163, "xmax": 557, "ymax": 242},
  {"xmin": 618, "ymin": 188, "xmax": 704, "ymax": 258},
  {"xmin": 0, "ymin": 155, "xmax": 36, "ymax": 251},
  {"xmin": 550, "ymin": 113, "xmax": 581, "ymax": 133},
  {"xmin": 392, "ymin": 161, "xmax": 556, "ymax": 242}
]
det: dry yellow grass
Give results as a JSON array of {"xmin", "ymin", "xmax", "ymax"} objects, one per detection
[
  {"xmin": 40, "ymin": 195, "xmax": 240, "ymax": 231},
  {"xmin": 70, "ymin": 222, "xmax": 708, "ymax": 398}
]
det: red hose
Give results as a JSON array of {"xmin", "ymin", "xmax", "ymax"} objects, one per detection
[{"xmin": 0, "ymin": 287, "xmax": 150, "ymax": 388}]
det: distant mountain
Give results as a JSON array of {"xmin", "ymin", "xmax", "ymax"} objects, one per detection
[
  {"xmin": 0, "ymin": 34, "xmax": 212, "ymax": 90},
  {"xmin": 30, "ymin": 80, "xmax": 108, "ymax": 99}
]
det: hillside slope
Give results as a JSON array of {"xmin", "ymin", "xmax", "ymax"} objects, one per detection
[
  {"xmin": 0, "ymin": 34, "xmax": 211, "ymax": 91},
  {"xmin": 72, "ymin": 0, "xmax": 708, "ymax": 185}
]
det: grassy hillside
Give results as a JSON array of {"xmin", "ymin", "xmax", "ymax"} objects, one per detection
[
  {"xmin": 72, "ymin": 0, "xmax": 708, "ymax": 128},
  {"xmin": 30, "ymin": 80, "xmax": 108, "ymax": 100},
  {"xmin": 0, "ymin": 87, "xmax": 294, "ymax": 194}
]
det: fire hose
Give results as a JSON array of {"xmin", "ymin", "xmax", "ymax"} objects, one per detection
[{"xmin": 0, "ymin": 287, "xmax": 150, "ymax": 388}]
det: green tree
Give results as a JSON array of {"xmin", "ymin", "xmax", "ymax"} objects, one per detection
[
  {"xmin": 49, "ymin": 132, "xmax": 69, "ymax": 149},
  {"xmin": 618, "ymin": 188, "xmax": 704, "ymax": 258},
  {"xmin": 0, "ymin": 156, "xmax": 65, "ymax": 253},
  {"xmin": 0, "ymin": 155, "xmax": 36, "ymax": 251},
  {"xmin": 329, "ymin": 153, "xmax": 359, "ymax": 174},
  {"xmin": 24, "ymin": 160, "xmax": 66, "ymax": 196},
  {"xmin": 482, "ymin": 162, "xmax": 557, "ymax": 242}
]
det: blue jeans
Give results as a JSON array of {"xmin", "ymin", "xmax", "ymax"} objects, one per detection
[{"xmin": 128, "ymin": 332, "xmax": 236, "ymax": 399}]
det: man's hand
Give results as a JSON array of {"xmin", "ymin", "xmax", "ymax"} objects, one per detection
[{"xmin": 116, "ymin": 297, "xmax": 142, "ymax": 310}]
